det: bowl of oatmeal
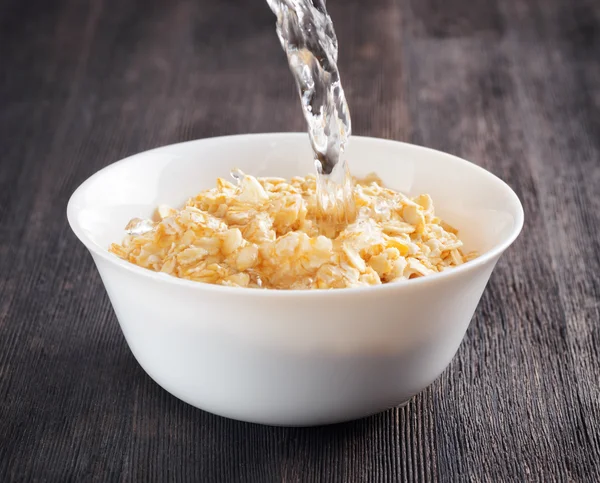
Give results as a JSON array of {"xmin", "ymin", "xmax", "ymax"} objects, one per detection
[{"xmin": 67, "ymin": 133, "xmax": 523, "ymax": 426}]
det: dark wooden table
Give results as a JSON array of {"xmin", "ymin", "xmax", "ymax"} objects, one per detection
[{"xmin": 2, "ymin": 0, "xmax": 599, "ymax": 481}]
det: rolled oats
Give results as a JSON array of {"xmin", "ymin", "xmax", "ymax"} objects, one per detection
[{"xmin": 110, "ymin": 171, "xmax": 477, "ymax": 289}]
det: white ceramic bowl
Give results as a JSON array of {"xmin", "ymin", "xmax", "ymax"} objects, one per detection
[{"xmin": 67, "ymin": 133, "xmax": 523, "ymax": 426}]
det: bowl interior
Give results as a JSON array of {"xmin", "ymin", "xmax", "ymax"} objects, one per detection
[{"xmin": 68, "ymin": 133, "xmax": 522, "ymax": 256}]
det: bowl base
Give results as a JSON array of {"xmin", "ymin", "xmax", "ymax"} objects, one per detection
[{"xmin": 188, "ymin": 397, "xmax": 414, "ymax": 428}]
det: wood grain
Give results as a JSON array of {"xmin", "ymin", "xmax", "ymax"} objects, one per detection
[{"xmin": 1, "ymin": 0, "xmax": 599, "ymax": 481}]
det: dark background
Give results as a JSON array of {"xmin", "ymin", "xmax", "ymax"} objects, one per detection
[{"xmin": 1, "ymin": 0, "xmax": 599, "ymax": 481}]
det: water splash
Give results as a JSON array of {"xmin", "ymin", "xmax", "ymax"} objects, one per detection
[{"xmin": 267, "ymin": 0, "xmax": 355, "ymax": 234}]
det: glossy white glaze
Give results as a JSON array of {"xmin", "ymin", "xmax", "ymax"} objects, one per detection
[{"xmin": 67, "ymin": 133, "xmax": 523, "ymax": 426}]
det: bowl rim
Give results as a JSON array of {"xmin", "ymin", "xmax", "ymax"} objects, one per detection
[{"xmin": 67, "ymin": 132, "xmax": 524, "ymax": 298}]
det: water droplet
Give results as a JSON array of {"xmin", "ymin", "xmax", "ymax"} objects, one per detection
[
  {"xmin": 125, "ymin": 218, "xmax": 155, "ymax": 236},
  {"xmin": 230, "ymin": 168, "xmax": 245, "ymax": 186},
  {"xmin": 374, "ymin": 199, "xmax": 391, "ymax": 215}
]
